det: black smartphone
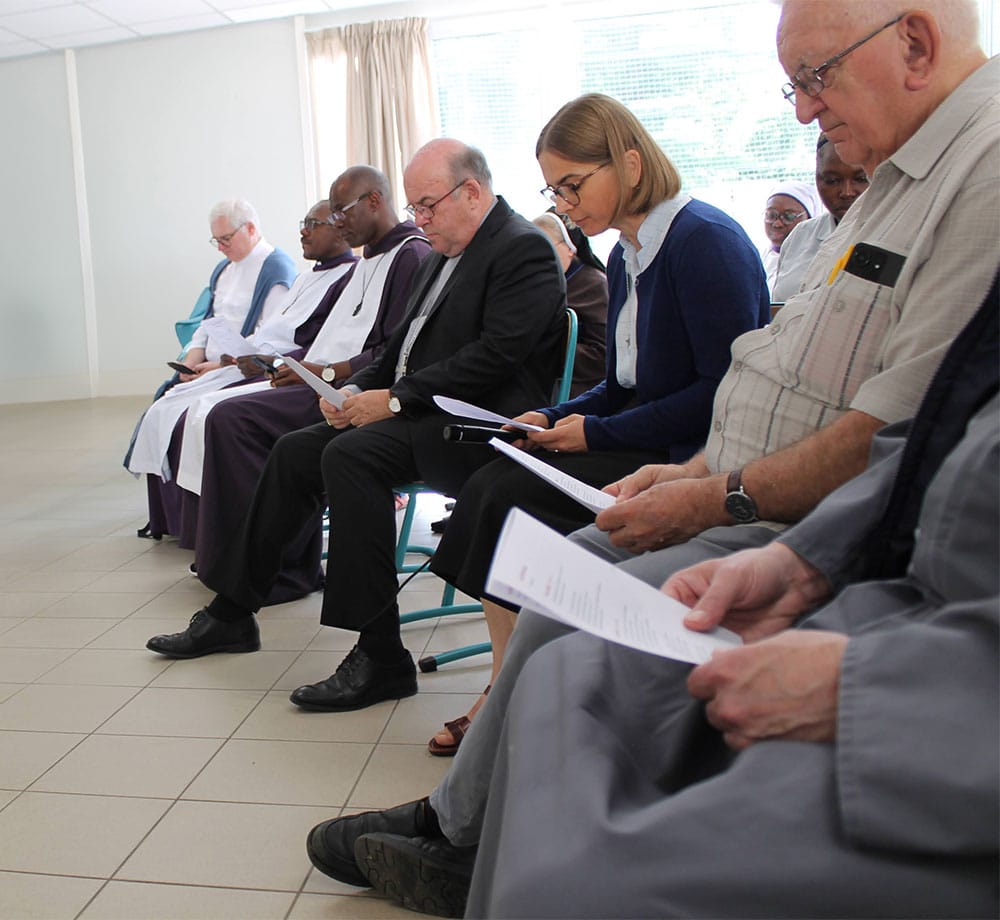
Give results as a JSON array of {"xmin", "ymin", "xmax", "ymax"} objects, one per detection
[
  {"xmin": 442, "ymin": 425, "xmax": 524, "ymax": 444},
  {"xmin": 167, "ymin": 361, "xmax": 195, "ymax": 374},
  {"xmin": 844, "ymin": 243, "xmax": 905, "ymax": 288}
]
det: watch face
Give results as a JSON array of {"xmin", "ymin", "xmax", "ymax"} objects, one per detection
[
  {"xmin": 321, "ymin": 366, "xmax": 336, "ymax": 382},
  {"xmin": 725, "ymin": 492, "xmax": 758, "ymax": 524}
]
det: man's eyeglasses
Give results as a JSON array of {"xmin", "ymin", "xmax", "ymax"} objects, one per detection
[
  {"xmin": 300, "ymin": 217, "xmax": 335, "ymax": 232},
  {"xmin": 781, "ymin": 13, "xmax": 905, "ymax": 103},
  {"xmin": 209, "ymin": 223, "xmax": 246, "ymax": 248},
  {"xmin": 540, "ymin": 162, "xmax": 609, "ymax": 207},
  {"xmin": 764, "ymin": 209, "xmax": 807, "ymax": 224},
  {"xmin": 332, "ymin": 192, "xmax": 373, "ymax": 223},
  {"xmin": 405, "ymin": 180, "xmax": 469, "ymax": 220}
]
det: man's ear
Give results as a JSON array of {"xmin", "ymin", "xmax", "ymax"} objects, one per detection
[
  {"xmin": 464, "ymin": 178, "xmax": 483, "ymax": 203},
  {"xmin": 900, "ymin": 11, "xmax": 940, "ymax": 90}
]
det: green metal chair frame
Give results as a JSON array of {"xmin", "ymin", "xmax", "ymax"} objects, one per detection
[{"xmin": 398, "ymin": 308, "xmax": 579, "ymax": 672}]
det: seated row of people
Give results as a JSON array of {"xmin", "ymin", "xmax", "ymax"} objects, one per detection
[
  {"xmin": 128, "ymin": 0, "xmax": 996, "ymax": 911},
  {"xmin": 139, "ymin": 105, "xmax": 772, "ymax": 721},
  {"xmin": 274, "ymin": 0, "xmax": 995, "ymax": 915}
]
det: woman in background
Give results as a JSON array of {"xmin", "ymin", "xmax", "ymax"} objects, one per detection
[
  {"xmin": 771, "ymin": 135, "xmax": 870, "ymax": 303},
  {"xmin": 532, "ymin": 210, "xmax": 608, "ymax": 397},
  {"xmin": 761, "ymin": 179, "xmax": 822, "ymax": 292}
]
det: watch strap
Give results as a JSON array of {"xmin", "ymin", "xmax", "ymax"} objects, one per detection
[{"xmin": 726, "ymin": 469, "xmax": 742, "ymax": 494}]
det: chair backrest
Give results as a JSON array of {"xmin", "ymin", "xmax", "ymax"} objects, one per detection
[
  {"xmin": 553, "ymin": 307, "xmax": 579, "ymax": 404},
  {"xmin": 174, "ymin": 286, "xmax": 213, "ymax": 352}
]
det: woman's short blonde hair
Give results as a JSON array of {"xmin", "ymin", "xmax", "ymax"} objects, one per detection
[{"xmin": 535, "ymin": 93, "xmax": 681, "ymax": 222}]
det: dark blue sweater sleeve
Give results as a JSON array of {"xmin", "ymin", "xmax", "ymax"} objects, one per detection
[{"xmin": 545, "ymin": 211, "xmax": 768, "ymax": 456}]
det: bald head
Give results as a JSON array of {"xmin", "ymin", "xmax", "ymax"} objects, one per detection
[
  {"xmin": 406, "ymin": 139, "xmax": 494, "ymax": 196},
  {"xmin": 329, "ymin": 165, "xmax": 397, "ymax": 250},
  {"xmin": 778, "ymin": 0, "xmax": 986, "ymax": 173},
  {"xmin": 403, "ymin": 139, "xmax": 496, "ymax": 257}
]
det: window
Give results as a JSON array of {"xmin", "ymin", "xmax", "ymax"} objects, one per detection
[{"xmin": 431, "ymin": 1, "xmax": 818, "ymax": 257}]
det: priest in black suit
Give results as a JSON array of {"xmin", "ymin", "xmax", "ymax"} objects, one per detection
[{"xmin": 147, "ymin": 138, "xmax": 567, "ymax": 712}]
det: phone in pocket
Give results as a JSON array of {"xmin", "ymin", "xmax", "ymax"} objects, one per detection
[{"xmin": 844, "ymin": 243, "xmax": 905, "ymax": 288}]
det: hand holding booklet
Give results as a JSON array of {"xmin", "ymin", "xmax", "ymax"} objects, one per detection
[
  {"xmin": 280, "ymin": 355, "xmax": 346, "ymax": 408},
  {"xmin": 486, "ymin": 509, "xmax": 741, "ymax": 665}
]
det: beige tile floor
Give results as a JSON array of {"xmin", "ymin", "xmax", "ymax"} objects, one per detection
[{"xmin": 0, "ymin": 396, "xmax": 491, "ymax": 920}]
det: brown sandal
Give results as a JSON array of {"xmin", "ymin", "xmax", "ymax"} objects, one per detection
[
  {"xmin": 427, "ymin": 685, "xmax": 490, "ymax": 757},
  {"xmin": 428, "ymin": 716, "xmax": 470, "ymax": 757}
]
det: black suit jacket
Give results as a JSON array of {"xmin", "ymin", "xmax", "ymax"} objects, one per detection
[{"xmin": 349, "ymin": 197, "xmax": 567, "ymax": 418}]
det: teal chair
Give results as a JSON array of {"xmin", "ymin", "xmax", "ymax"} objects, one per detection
[
  {"xmin": 174, "ymin": 286, "xmax": 213, "ymax": 353},
  {"xmin": 398, "ymin": 308, "xmax": 579, "ymax": 672}
]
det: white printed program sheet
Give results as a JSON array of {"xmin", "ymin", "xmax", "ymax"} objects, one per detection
[{"xmin": 486, "ymin": 509, "xmax": 741, "ymax": 665}]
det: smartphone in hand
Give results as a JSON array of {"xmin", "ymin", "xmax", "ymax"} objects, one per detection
[{"xmin": 168, "ymin": 361, "xmax": 196, "ymax": 374}]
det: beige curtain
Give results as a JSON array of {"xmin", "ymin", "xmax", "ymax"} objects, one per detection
[{"xmin": 307, "ymin": 18, "xmax": 439, "ymax": 214}]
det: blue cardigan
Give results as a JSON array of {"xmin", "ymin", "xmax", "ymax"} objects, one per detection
[{"xmin": 541, "ymin": 199, "xmax": 769, "ymax": 461}]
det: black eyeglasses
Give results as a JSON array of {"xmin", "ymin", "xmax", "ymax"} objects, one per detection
[
  {"xmin": 764, "ymin": 208, "xmax": 807, "ymax": 225},
  {"xmin": 299, "ymin": 217, "xmax": 335, "ymax": 232},
  {"xmin": 331, "ymin": 192, "xmax": 373, "ymax": 223},
  {"xmin": 209, "ymin": 223, "xmax": 246, "ymax": 247},
  {"xmin": 781, "ymin": 13, "xmax": 906, "ymax": 103},
  {"xmin": 405, "ymin": 180, "xmax": 468, "ymax": 220},
  {"xmin": 540, "ymin": 162, "xmax": 609, "ymax": 207}
]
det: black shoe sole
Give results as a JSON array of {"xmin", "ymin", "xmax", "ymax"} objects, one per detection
[
  {"xmin": 306, "ymin": 823, "xmax": 371, "ymax": 888},
  {"xmin": 145, "ymin": 639, "xmax": 260, "ymax": 659},
  {"xmin": 291, "ymin": 680, "xmax": 417, "ymax": 712},
  {"xmin": 356, "ymin": 835, "xmax": 470, "ymax": 918}
]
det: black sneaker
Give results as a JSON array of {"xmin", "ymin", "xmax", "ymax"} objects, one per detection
[{"xmin": 356, "ymin": 832, "xmax": 475, "ymax": 917}]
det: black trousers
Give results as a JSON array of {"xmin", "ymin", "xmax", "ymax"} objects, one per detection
[
  {"xmin": 429, "ymin": 447, "xmax": 673, "ymax": 607},
  {"xmin": 200, "ymin": 413, "xmax": 494, "ymax": 635}
]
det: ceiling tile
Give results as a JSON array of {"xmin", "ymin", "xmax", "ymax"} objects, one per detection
[
  {"xmin": 87, "ymin": 0, "xmax": 217, "ymax": 26},
  {"xmin": 0, "ymin": 0, "xmax": 65, "ymax": 15},
  {"xmin": 0, "ymin": 5, "xmax": 115, "ymax": 40},
  {"xmin": 225, "ymin": 0, "xmax": 328, "ymax": 22},
  {"xmin": 130, "ymin": 12, "xmax": 231, "ymax": 36}
]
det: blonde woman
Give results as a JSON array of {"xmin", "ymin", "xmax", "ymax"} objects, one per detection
[{"xmin": 426, "ymin": 93, "xmax": 771, "ymax": 755}]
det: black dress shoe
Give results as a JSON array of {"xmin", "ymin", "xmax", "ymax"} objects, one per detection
[
  {"xmin": 146, "ymin": 609, "xmax": 260, "ymax": 659},
  {"xmin": 306, "ymin": 799, "xmax": 439, "ymax": 887},
  {"xmin": 290, "ymin": 646, "xmax": 417, "ymax": 711},
  {"xmin": 355, "ymin": 832, "xmax": 476, "ymax": 918}
]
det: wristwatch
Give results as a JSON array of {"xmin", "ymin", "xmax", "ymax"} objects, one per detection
[
  {"xmin": 321, "ymin": 364, "xmax": 336, "ymax": 383},
  {"xmin": 724, "ymin": 468, "xmax": 759, "ymax": 524},
  {"xmin": 388, "ymin": 392, "xmax": 402, "ymax": 415}
]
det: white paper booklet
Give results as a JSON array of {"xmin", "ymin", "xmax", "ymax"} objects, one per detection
[
  {"xmin": 200, "ymin": 317, "xmax": 258, "ymax": 358},
  {"xmin": 280, "ymin": 355, "xmax": 346, "ymax": 408},
  {"xmin": 432, "ymin": 395, "xmax": 544, "ymax": 432},
  {"xmin": 488, "ymin": 437, "xmax": 613, "ymax": 513},
  {"xmin": 486, "ymin": 509, "xmax": 741, "ymax": 665}
]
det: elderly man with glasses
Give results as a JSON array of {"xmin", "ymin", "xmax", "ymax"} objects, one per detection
[
  {"xmin": 126, "ymin": 199, "xmax": 358, "ymax": 539},
  {"xmin": 305, "ymin": 1, "xmax": 999, "ymax": 915},
  {"xmin": 175, "ymin": 199, "xmax": 297, "ymax": 385},
  {"xmin": 147, "ymin": 139, "xmax": 567, "ymax": 716}
]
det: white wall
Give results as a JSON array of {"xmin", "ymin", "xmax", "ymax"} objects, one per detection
[
  {"xmin": 0, "ymin": 18, "xmax": 311, "ymax": 404},
  {"xmin": 0, "ymin": 53, "xmax": 91, "ymax": 403}
]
